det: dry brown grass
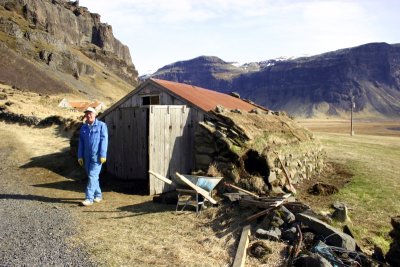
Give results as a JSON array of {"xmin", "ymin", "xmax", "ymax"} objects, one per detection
[
  {"xmin": 70, "ymin": 196, "xmax": 238, "ymax": 266},
  {"xmin": 297, "ymin": 118, "xmax": 400, "ymax": 137},
  {"xmin": 0, "ymin": 84, "xmax": 83, "ymax": 120}
]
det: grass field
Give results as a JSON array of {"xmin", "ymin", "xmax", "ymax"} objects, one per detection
[{"xmin": 297, "ymin": 119, "xmax": 400, "ymax": 252}]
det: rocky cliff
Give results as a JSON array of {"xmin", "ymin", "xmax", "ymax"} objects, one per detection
[
  {"xmin": 0, "ymin": 0, "xmax": 137, "ymax": 100},
  {"xmin": 151, "ymin": 43, "xmax": 400, "ymax": 118}
]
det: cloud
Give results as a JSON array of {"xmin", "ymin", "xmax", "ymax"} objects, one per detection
[
  {"xmin": 79, "ymin": 0, "xmax": 400, "ymax": 74},
  {"xmin": 81, "ymin": 0, "xmax": 275, "ymax": 24}
]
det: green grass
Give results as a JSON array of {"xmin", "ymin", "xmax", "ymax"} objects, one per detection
[{"xmin": 316, "ymin": 133, "xmax": 400, "ymax": 251}]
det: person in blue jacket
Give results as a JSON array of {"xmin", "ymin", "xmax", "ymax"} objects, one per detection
[{"xmin": 78, "ymin": 107, "xmax": 108, "ymax": 206}]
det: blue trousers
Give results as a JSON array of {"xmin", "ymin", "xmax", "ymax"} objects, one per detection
[{"xmin": 85, "ymin": 162, "xmax": 102, "ymax": 201}]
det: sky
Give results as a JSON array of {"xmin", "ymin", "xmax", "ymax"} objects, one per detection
[{"xmin": 79, "ymin": 0, "xmax": 399, "ymax": 75}]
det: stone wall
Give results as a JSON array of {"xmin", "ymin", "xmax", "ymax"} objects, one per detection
[{"xmin": 194, "ymin": 108, "xmax": 325, "ymax": 194}]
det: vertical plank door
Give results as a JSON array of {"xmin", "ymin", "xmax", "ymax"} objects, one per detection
[
  {"xmin": 105, "ymin": 107, "xmax": 148, "ymax": 180},
  {"xmin": 148, "ymin": 106, "xmax": 194, "ymax": 194}
]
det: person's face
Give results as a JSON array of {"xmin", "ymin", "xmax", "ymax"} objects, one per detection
[{"xmin": 84, "ymin": 111, "xmax": 96, "ymax": 124}]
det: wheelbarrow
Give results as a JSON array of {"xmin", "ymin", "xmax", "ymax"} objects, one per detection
[{"xmin": 149, "ymin": 171, "xmax": 223, "ymax": 214}]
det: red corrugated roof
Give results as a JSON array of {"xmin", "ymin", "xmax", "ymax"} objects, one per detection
[
  {"xmin": 151, "ymin": 78, "xmax": 263, "ymax": 112},
  {"xmin": 69, "ymin": 101, "xmax": 102, "ymax": 111}
]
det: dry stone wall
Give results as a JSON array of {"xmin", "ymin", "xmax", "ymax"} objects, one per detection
[{"xmin": 194, "ymin": 107, "xmax": 325, "ymax": 194}]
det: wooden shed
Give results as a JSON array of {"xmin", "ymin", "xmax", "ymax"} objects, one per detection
[{"xmin": 98, "ymin": 78, "xmax": 262, "ymax": 195}]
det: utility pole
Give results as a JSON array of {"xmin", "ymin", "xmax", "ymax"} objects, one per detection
[{"xmin": 350, "ymin": 96, "xmax": 355, "ymax": 136}]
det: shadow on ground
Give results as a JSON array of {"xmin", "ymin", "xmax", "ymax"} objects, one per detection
[
  {"xmin": 20, "ymin": 148, "xmax": 84, "ymax": 180},
  {"xmin": 81, "ymin": 200, "xmax": 176, "ymax": 219},
  {"xmin": 0, "ymin": 193, "xmax": 82, "ymax": 205},
  {"xmin": 31, "ymin": 176, "xmax": 150, "ymax": 196},
  {"xmin": 21, "ymin": 149, "xmax": 150, "ymax": 195},
  {"xmin": 32, "ymin": 180, "xmax": 86, "ymax": 193}
]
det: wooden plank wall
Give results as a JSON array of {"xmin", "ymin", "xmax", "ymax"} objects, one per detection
[
  {"xmin": 102, "ymin": 82, "xmax": 208, "ymax": 194},
  {"xmin": 148, "ymin": 105, "xmax": 196, "ymax": 195},
  {"xmin": 105, "ymin": 107, "xmax": 148, "ymax": 180},
  {"xmin": 120, "ymin": 84, "xmax": 187, "ymax": 108}
]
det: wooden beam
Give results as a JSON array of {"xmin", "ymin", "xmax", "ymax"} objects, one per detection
[
  {"xmin": 241, "ymin": 196, "xmax": 289, "ymax": 225},
  {"xmin": 274, "ymin": 152, "xmax": 297, "ymax": 194},
  {"xmin": 242, "ymin": 207, "xmax": 275, "ymax": 225},
  {"xmin": 233, "ymin": 225, "xmax": 251, "ymax": 267},
  {"xmin": 240, "ymin": 199, "xmax": 280, "ymax": 209},
  {"xmin": 224, "ymin": 182, "xmax": 260, "ymax": 199},
  {"xmin": 148, "ymin": 170, "xmax": 174, "ymax": 185},
  {"xmin": 175, "ymin": 172, "xmax": 217, "ymax": 204},
  {"xmin": 258, "ymin": 193, "xmax": 292, "ymax": 201}
]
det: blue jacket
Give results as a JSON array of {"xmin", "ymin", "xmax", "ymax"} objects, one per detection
[{"xmin": 78, "ymin": 119, "xmax": 108, "ymax": 168}]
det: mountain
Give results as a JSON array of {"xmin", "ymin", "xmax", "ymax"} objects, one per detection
[
  {"xmin": 150, "ymin": 43, "xmax": 400, "ymax": 118},
  {"xmin": 0, "ymin": 0, "xmax": 138, "ymax": 102}
]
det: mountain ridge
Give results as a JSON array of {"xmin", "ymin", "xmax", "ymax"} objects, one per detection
[{"xmin": 150, "ymin": 42, "xmax": 400, "ymax": 118}]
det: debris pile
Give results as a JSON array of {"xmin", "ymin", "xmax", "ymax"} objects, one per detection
[
  {"xmin": 150, "ymin": 170, "xmax": 392, "ymax": 266},
  {"xmin": 223, "ymin": 185, "xmax": 382, "ymax": 266}
]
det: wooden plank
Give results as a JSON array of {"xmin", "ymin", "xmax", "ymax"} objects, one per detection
[
  {"xmin": 225, "ymin": 182, "xmax": 260, "ymax": 198},
  {"xmin": 170, "ymin": 107, "xmax": 181, "ymax": 177},
  {"xmin": 115, "ymin": 109, "xmax": 123, "ymax": 178},
  {"xmin": 155, "ymin": 106, "xmax": 162, "ymax": 191},
  {"xmin": 139, "ymin": 108, "xmax": 148, "ymax": 179},
  {"xmin": 159, "ymin": 106, "xmax": 167, "ymax": 192},
  {"xmin": 243, "ymin": 207, "xmax": 276, "ymax": 224},
  {"xmin": 175, "ymin": 172, "xmax": 217, "ymax": 204},
  {"xmin": 131, "ymin": 109, "xmax": 137, "ymax": 178},
  {"xmin": 104, "ymin": 112, "xmax": 114, "ymax": 176},
  {"xmin": 148, "ymin": 170, "xmax": 174, "ymax": 185},
  {"xmin": 122, "ymin": 108, "xmax": 133, "ymax": 179},
  {"xmin": 164, "ymin": 106, "xmax": 171, "ymax": 191},
  {"xmin": 240, "ymin": 198, "xmax": 281, "ymax": 209},
  {"xmin": 153, "ymin": 107, "xmax": 160, "ymax": 192},
  {"xmin": 114, "ymin": 110, "xmax": 120, "ymax": 177},
  {"xmin": 187, "ymin": 109, "xmax": 194, "ymax": 172},
  {"xmin": 274, "ymin": 152, "xmax": 297, "ymax": 194},
  {"xmin": 241, "ymin": 197, "xmax": 288, "ymax": 224},
  {"xmin": 131, "ymin": 109, "xmax": 136, "ymax": 177},
  {"xmin": 233, "ymin": 225, "xmax": 251, "ymax": 267},
  {"xmin": 180, "ymin": 107, "xmax": 188, "ymax": 169},
  {"xmin": 126, "ymin": 108, "xmax": 133, "ymax": 178},
  {"xmin": 258, "ymin": 194, "xmax": 292, "ymax": 201},
  {"xmin": 181, "ymin": 107, "xmax": 191, "ymax": 172},
  {"xmin": 149, "ymin": 106, "xmax": 156, "ymax": 194}
]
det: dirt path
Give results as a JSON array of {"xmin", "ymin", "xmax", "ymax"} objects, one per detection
[{"xmin": 0, "ymin": 122, "xmax": 99, "ymax": 266}]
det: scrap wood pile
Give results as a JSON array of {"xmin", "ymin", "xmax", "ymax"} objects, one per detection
[{"xmin": 224, "ymin": 183, "xmax": 387, "ymax": 267}]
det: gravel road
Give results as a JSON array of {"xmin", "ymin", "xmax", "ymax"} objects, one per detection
[{"xmin": 0, "ymin": 140, "xmax": 98, "ymax": 266}]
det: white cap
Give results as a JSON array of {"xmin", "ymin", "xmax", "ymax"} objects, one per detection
[{"xmin": 84, "ymin": 107, "xmax": 97, "ymax": 114}]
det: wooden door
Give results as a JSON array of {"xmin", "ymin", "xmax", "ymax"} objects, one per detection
[
  {"xmin": 106, "ymin": 107, "xmax": 148, "ymax": 180},
  {"xmin": 148, "ymin": 105, "xmax": 194, "ymax": 194}
]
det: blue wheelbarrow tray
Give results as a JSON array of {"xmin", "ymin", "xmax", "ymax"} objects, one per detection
[{"xmin": 173, "ymin": 174, "xmax": 223, "ymax": 192}]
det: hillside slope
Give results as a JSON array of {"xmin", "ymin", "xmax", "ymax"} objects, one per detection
[
  {"xmin": 151, "ymin": 43, "xmax": 400, "ymax": 118},
  {"xmin": 0, "ymin": 0, "xmax": 138, "ymax": 104}
]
